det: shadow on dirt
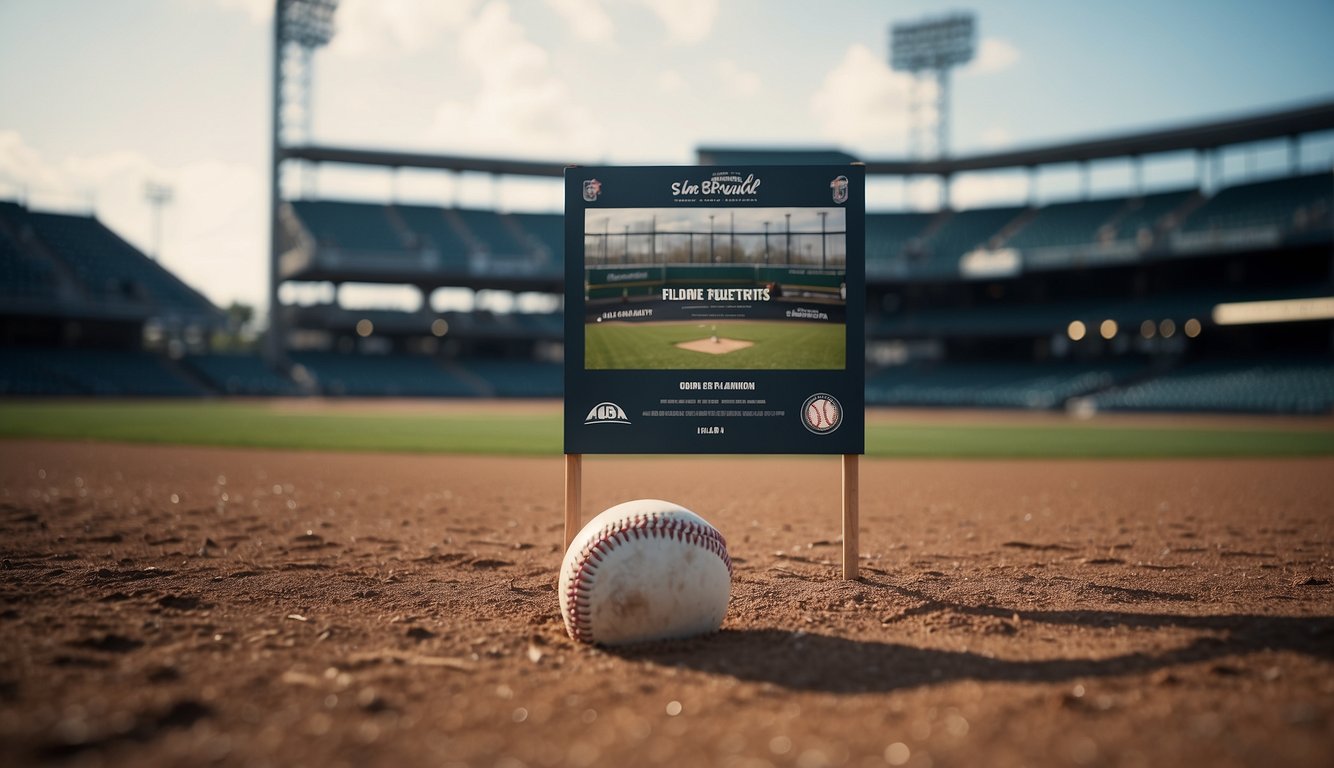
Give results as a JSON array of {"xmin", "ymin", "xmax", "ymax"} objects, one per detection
[{"xmin": 612, "ymin": 581, "xmax": 1334, "ymax": 693}]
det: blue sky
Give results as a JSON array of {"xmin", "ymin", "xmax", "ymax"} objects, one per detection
[{"xmin": 2, "ymin": 0, "xmax": 1332, "ymax": 311}]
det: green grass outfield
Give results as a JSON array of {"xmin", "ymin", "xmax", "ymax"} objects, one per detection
[
  {"xmin": 2, "ymin": 401, "xmax": 1332, "ymax": 458},
  {"xmin": 585, "ymin": 321, "xmax": 845, "ymax": 370}
]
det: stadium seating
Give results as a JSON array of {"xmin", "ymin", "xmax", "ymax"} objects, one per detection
[
  {"xmin": 0, "ymin": 202, "xmax": 219, "ymax": 325},
  {"xmin": 0, "ymin": 347, "xmax": 203, "ymax": 396},
  {"xmin": 0, "ymin": 347, "xmax": 87, "ymax": 395},
  {"xmin": 185, "ymin": 354, "xmax": 300, "ymax": 396},
  {"xmin": 291, "ymin": 201, "xmax": 406, "ymax": 252},
  {"xmin": 866, "ymin": 361, "xmax": 1141, "ymax": 409},
  {"xmin": 22, "ymin": 213, "xmax": 141, "ymax": 303},
  {"xmin": 1089, "ymin": 359, "xmax": 1334, "ymax": 415},
  {"xmin": 511, "ymin": 311, "xmax": 562, "ymax": 337},
  {"xmin": 865, "ymin": 212, "xmax": 935, "ymax": 274},
  {"xmin": 291, "ymin": 351, "xmax": 478, "ymax": 397},
  {"xmin": 914, "ymin": 206, "xmax": 1027, "ymax": 278},
  {"xmin": 0, "ymin": 225, "xmax": 60, "ymax": 301},
  {"xmin": 287, "ymin": 201, "xmax": 562, "ymax": 277},
  {"xmin": 453, "ymin": 208, "xmax": 530, "ymax": 257},
  {"xmin": 392, "ymin": 204, "xmax": 471, "ymax": 269},
  {"xmin": 1106, "ymin": 189, "xmax": 1196, "ymax": 242},
  {"xmin": 1179, "ymin": 172, "xmax": 1332, "ymax": 237},
  {"xmin": 0, "ymin": 208, "xmax": 210, "ymax": 314},
  {"xmin": 1005, "ymin": 198, "xmax": 1127, "ymax": 249},
  {"xmin": 4, "ymin": 163, "xmax": 1329, "ymax": 415},
  {"xmin": 507, "ymin": 212, "xmax": 564, "ymax": 263},
  {"xmin": 461, "ymin": 359, "xmax": 563, "ymax": 397}
]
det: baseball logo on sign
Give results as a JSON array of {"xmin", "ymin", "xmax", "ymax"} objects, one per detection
[
  {"xmin": 801, "ymin": 393, "xmax": 842, "ymax": 434},
  {"xmin": 830, "ymin": 175, "xmax": 849, "ymax": 204}
]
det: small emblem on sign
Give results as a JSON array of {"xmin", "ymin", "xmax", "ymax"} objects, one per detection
[
  {"xmin": 801, "ymin": 393, "xmax": 842, "ymax": 435},
  {"xmin": 583, "ymin": 179, "xmax": 603, "ymax": 202},
  {"xmin": 585, "ymin": 401, "xmax": 629, "ymax": 425},
  {"xmin": 830, "ymin": 175, "xmax": 849, "ymax": 204}
]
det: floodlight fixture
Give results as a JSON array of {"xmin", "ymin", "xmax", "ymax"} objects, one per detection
[
  {"xmin": 144, "ymin": 181, "xmax": 173, "ymax": 206},
  {"xmin": 889, "ymin": 11, "xmax": 976, "ymax": 161},
  {"xmin": 890, "ymin": 13, "xmax": 976, "ymax": 73},
  {"xmin": 281, "ymin": 0, "xmax": 339, "ymax": 49}
]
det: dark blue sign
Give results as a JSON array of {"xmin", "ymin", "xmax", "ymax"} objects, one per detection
[{"xmin": 565, "ymin": 165, "xmax": 864, "ymax": 454}]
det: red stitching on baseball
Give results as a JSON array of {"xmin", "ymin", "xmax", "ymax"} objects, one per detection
[{"xmin": 565, "ymin": 513, "xmax": 731, "ymax": 645}]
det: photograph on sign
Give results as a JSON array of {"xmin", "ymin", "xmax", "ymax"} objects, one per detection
[
  {"xmin": 564, "ymin": 165, "xmax": 864, "ymax": 455},
  {"xmin": 584, "ymin": 207, "xmax": 847, "ymax": 371}
]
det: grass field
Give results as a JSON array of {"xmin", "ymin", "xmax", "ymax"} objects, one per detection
[
  {"xmin": 585, "ymin": 320, "xmax": 845, "ymax": 369},
  {"xmin": 2, "ymin": 401, "xmax": 1332, "ymax": 458}
]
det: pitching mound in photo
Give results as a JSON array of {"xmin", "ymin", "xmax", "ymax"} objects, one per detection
[
  {"xmin": 586, "ymin": 320, "xmax": 845, "ymax": 370},
  {"xmin": 673, "ymin": 336, "xmax": 755, "ymax": 355}
]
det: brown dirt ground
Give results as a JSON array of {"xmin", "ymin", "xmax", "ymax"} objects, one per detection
[{"xmin": 1, "ymin": 439, "xmax": 1331, "ymax": 768}]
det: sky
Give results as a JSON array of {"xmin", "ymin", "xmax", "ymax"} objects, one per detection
[{"xmin": 1, "ymin": 0, "xmax": 1333, "ymax": 313}]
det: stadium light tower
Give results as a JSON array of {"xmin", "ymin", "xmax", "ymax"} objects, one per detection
[
  {"xmin": 144, "ymin": 181, "xmax": 173, "ymax": 261},
  {"xmin": 268, "ymin": 0, "xmax": 339, "ymax": 362},
  {"xmin": 890, "ymin": 12, "xmax": 976, "ymax": 160}
]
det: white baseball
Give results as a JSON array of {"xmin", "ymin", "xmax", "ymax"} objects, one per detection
[
  {"xmin": 559, "ymin": 499, "xmax": 732, "ymax": 646},
  {"xmin": 821, "ymin": 398, "xmax": 839, "ymax": 426}
]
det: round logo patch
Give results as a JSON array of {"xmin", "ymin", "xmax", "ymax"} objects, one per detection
[{"xmin": 801, "ymin": 393, "xmax": 842, "ymax": 435}]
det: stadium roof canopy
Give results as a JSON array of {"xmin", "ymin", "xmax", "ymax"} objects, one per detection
[
  {"xmin": 281, "ymin": 145, "xmax": 570, "ymax": 177},
  {"xmin": 860, "ymin": 98, "xmax": 1334, "ymax": 175},
  {"xmin": 282, "ymin": 99, "xmax": 1334, "ymax": 178}
]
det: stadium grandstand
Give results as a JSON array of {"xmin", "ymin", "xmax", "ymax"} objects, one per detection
[
  {"xmin": 4, "ymin": 113, "xmax": 1330, "ymax": 411},
  {"xmin": 0, "ymin": 1, "xmax": 1330, "ymax": 415},
  {"xmin": 0, "ymin": 202, "xmax": 225, "ymax": 396}
]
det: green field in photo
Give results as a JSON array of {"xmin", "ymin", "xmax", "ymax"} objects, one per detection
[
  {"xmin": 585, "ymin": 320, "xmax": 846, "ymax": 370},
  {"xmin": 1, "ymin": 401, "xmax": 1332, "ymax": 458}
]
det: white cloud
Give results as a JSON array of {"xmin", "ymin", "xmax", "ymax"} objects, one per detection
[
  {"xmin": 637, "ymin": 0, "xmax": 718, "ymax": 44},
  {"xmin": 428, "ymin": 2, "xmax": 603, "ymax": 158},
  {"xmin": 205, "ymin": 0, "xmax": 476, "ymax": 57},
  {"xmin": 543, "ymin": 0, "xmax": 614, "ymax": 42},
  {"xmin": 717, "ymin": 59, "xmax": 761, "ymax": 97},
  {"xmin": 330, "ymin": 0, "xmax": 479, "ymax": 57},
  {"xmin": 0, "ymin": 131, "xmax": 267, "ymax": 311},
  {"xmin": 657, "ymin": 69, "xmax": 687, "ymax": 94},
  {"xmin": 966, "ymin": 38, "xmax": 1020, "ymax": 75},
  {"xmin": 810, "ymin": 43, "xmax": 931, "ymax": 154},
  {"xmin": 0, "ymin": 131, "xmax": 65, "ymax": 196}
]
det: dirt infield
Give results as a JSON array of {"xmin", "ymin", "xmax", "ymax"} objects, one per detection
[
  {"xmin": 674, "ymin": 337, "xmax": 755, "ymax": 355},
  {"xmin": 1, "ymin": 440, "xmax": 1331, "ymax": 767}
]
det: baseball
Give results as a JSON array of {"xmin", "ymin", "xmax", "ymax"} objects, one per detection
[
  {"xmin": 806, "ymin": 400, "xmax": 824, "ymax": 428},
  {"xmin": 821, "ymin": 398, "xmax": 839, "ymax": 426},
  {"xmin": 559, "ymin": 499, "xmax": 732, "ymax": 646}
]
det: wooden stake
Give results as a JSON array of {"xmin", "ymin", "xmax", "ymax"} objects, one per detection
[
  {"xmin": 842, "ymin": 454, "xmax": 859, "ymax": 580},
  {"xmin": 564, "ymin": 453, "xmax": 582, "ymax": 551}
]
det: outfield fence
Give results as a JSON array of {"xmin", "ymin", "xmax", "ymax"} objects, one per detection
[{"xmin": 585, "ymin": 264, "xmax": 846, "ymax": 301}]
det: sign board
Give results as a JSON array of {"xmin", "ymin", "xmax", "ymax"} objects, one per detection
[{"xmin": 564, "ymin": 165, "xmax": 865, "ymax": 455}]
